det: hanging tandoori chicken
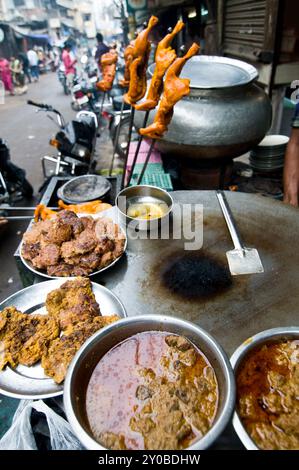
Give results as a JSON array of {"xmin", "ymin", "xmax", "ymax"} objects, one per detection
[
  {"xmin": 119, "ymin": 40, "xmax": 135, "ymax": 88},
  {"xmin": 124, "ymin": 15, "xmax": 159, "ymax": 106},
  {"xmin": 135, "ymin": 20, "xmax": 185, "ymax": 111},
  {"xmin": 139, "ymin": 42, "xmax": 200, "ymax": 139},
  {"xmin": 96, "ymin": 48, "xmax": 118, "ymax": 92}
]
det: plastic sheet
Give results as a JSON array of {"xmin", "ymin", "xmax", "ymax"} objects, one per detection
[{"xmin": 0, "ymin": 399, "xmax": 83, "ymax": 450}]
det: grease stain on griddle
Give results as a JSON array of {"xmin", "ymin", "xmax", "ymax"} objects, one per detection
[{"xmin": 159, "ymin": 251, "xmax": 232, "ymax": 301}]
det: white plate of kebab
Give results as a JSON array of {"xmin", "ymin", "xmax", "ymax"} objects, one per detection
[
  {"xmin": 20, "ymin": 202, "xmax": 127, "ymax": 279},
  {"xmin": 0, "ymin": 277, "xmax": 126, "ymax": 398}
]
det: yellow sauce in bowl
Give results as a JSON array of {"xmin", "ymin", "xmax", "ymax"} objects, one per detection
[{"xmin": 127, "ymin": 202, "xmax": 168, "ymax": 220}]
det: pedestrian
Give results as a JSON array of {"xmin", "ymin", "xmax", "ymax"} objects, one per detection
[
  {"xmin": 94, "ymin": 32, "xmax": 109, "ymax": 71},
  {"xmin": 19, "ymin": 52, "xmax": 31, "ymax": 83},
  {"xmin": 62, "ymin": 42, "xmax": 77, "ymax": 89},
  {"xmin": 27, "ymin": 48, "xmax": 39, "ymax": 82},
  {"xmin": 0, "ymin": 57, "xmax": 14, "ymax": 95},
  {"xmin": 10, "ymin": 56, "xmax": 24, "ymax": 87}
]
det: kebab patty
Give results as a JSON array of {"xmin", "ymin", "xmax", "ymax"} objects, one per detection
[
  {"xmin": 0, "ymin": 306, "xmax": 59, "ymax": 370},
  {"xmin": 41, "ymin": 315, "xmax": 120, "ymax": 383},
  {"xmin": 21, "ymin": 211, "xmax": 126, "ymax": 276},
  {"xmin": 45, "ymin": 277, "xmax": 100, "ymax": 330}
]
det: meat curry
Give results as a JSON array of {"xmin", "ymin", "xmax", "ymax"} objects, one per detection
[
  {"xmin": 86, "ymin": 331, "xmax": 218, "ymax": 450},
  {"xmin": 237, "ymin": 340, "xmax": 299, "ymax": 450}
]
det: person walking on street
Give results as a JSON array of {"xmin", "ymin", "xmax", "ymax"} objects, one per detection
[
  {"xmin": 19, "ymin": 52, "xmax": 31, "ymax": 83},
  {"xmin": 62, "ymin": 42, "xmax": 77, "ymax": 89},
  {"xmin": 27, "ymin": 48, "xmax": 39, "ymax": 82},
  {"xmin": 0, "ymin": 57, "xmax": 14, "ymax": 95},
  {"xmin": 95, "ymin": 33, "xmax": 109, "ymax": 71}
]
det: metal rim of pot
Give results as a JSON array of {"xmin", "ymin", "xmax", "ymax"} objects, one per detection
[{"xmin": 148, "ymin": 55, "xmax": 258, "ymax": 89}]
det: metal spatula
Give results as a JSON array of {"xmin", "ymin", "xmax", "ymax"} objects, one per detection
[{"xmin": 216, "ymin": 190, "xmax": 264, "ymax": 275}]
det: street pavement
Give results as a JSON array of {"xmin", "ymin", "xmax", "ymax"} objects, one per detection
[{"xmin": 0, "ymin": 72, "xmax": 75, "ymax": 190}]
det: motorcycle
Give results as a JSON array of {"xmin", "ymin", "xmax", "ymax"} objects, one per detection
[
  {"xmin": 0, "ymin": 138, "xmax": 33, "ymax": 203},
  {"xmin": 27, "ymin": 100, "xmax": 98, "ymax": 184}
]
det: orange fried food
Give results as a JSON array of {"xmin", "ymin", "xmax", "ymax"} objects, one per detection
[
  {"xmin": 135, "ymin": 21, "xmax": 185, "ymax": 111},
  {"xmin": 124, "ymin": 16, "xmax": 159, "ymax": 106},
  {"xmin": 34, "ymin": 204, "xmax": 57, "ymax": 221},
  {"xmin": 139, "ymin": 43, "xmax": 199, "ymax": 139},
  {"xmin": 96, "ymin": 49, "xmax": 118, "ymax": 92},
  {"xmin": 41, "ymin": 314, "xmax": 120, "ymax": 383},
  {"xmin": 0, "ymin": 306, "xmax": 59, "ymax": 370},
  {"xmin": 58, "ymin": 200, "xmax": 112, "ymax": 214},
  {"xmin": 119, "ymin": 41, "xmax": 135, "ymax": 88}
]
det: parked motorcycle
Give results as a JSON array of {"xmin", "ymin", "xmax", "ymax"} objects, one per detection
[
  {"xmin": 27, "ymin": 100, "xmax": 98, "ymax": 183},
  {"xmin": 0, "ymin": 139, "xmax": 33, "ymax": 203}
]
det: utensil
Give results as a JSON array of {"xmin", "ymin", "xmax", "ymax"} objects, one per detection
[
  {"xmin": 57, "ymin": 175, "xmax": 111, "ymax": 204},
  {"xmin": 0, "ymin": 279, "xmax": 127, "ymax": 399},
  {"xmin": 64, "ymin": 314, "xmax": 235, "ymax": 450},
  {"xmin": 126, "ymin": 110, "xmax": 150, "ymax": 187},
  {"xmin": 116, "ymin": 184, "xmax": 173, "ymax": 231},
  {"xmin": 4, "ymin": 216, "xmax": 35, "ymax": 220},
  {"xmin": 120, "ymin": 106, "xmax": 135, "ymax": 189},
  {"xmin": 109, "ymin": 100, "xmax": 125, "ymax": 176},
  {"xmin": 0, "ymin": 206, "xmax": 57, "ymax": 210},
  {"xmin": 230, "ymin": 326, "xmax": 299, "ymax": 450},
  {"xmin": 216, "ymin": 190, "xmax": 264, "ymax": 275}
]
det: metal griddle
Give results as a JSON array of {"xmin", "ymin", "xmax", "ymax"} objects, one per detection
[{"xmin": 94, "ymin": 190, "xmax": 299, "ymax": 356}]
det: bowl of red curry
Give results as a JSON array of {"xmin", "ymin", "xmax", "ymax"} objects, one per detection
[
  {"xmin": 64, "ymin": 315, "xmax": 235, "ymax": 450},
  {"xmin": 231, "ymin": 327, "xmax": 299, "ymax": 450}
]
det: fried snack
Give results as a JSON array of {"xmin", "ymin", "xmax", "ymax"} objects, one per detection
[
  {"xmin": 96, "ymin": 49, "xmax": 118, "ymax": 92},
  {"xmin": 124, "ymin": 16, "xmax": 159, "ymax": 106},
  {"xmin": 34, "ymin": 204, "xmax": 57, "ymax": 222},
  {"xmin": 139, "ymin": 43, "xmax": 199, "ymax": 139},
  {"xmin": 0, "ymin": 306, "xmax": 59, "ymax": 370},
  {"xmin": 135, "ymin": 21, "xmax": 185, "ymax": 111},
  {"xmin": 119, "ymin": 41, "xmax": 135, "ymax": 88},
  {"xmin": 41, "ymin": 315, "xmax": 120, "ymax": 383},
  {"xmin": 57, "ymin": 200, "xmax": 112, "ymax": 215},
  {"xmin": 45, "ymin": 277, "xmax": 100, "ymax": 330}
]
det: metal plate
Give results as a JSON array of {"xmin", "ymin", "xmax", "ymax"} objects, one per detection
[
  {"xmin": 57, "ymin": 175, "xmax": 112, "ymax": 204},
  {"xmin": 0, "ymin": 279, "xmax": 127, "ymax": 399},
  {"xmin": 20, "ymin": 211, "xmax": 127, "ymax": 280},
  {"xmin": 96, "ymin": 191, "xmax": 299, "ymax": 357}
]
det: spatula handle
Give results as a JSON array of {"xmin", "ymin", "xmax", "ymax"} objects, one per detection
[{"xmin": 216, "ymin": 190, "xmax": 244, "ymax": 251}]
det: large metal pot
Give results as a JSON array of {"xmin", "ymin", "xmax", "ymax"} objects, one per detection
[
  {"xmin": 134, "ymin": 56, "xmax": 272, "ymax": 160},
  {"xmin": 64, "ymin": 315, "xmax": 235, "ymax": 450}
]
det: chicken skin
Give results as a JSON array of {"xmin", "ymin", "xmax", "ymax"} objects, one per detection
[
  {"xmin": 96, "ymin": 49, "xmax": 118, "ymax": 92},
  {"xmin": 119, "ymin": 41, "xmax": 135, "ymax": 88},
  {"xmin": 139, "ymin": 43, "xmax": 200, "ymax": 139},
  {"xmin": 124, "ymin": 16, "xmax": 159, "ymax": 106},
  {"xmin": 135, "ymin": 21, "xmax": 185, "ymax": 111}
]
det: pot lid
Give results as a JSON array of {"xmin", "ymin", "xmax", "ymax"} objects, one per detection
[{"xmin": 149, "ymin": 55, "xmax": 258, "ymax": 89}]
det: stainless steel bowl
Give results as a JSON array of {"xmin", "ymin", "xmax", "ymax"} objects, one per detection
[
  {"xmin": 230, "ymin": 327, "xmax": 299, "ymax": 450},
  {"xmin": 115, "ymin": 185, "xmax": 173, "ymax": 231},
  {"xmin": 64, "ymin": 315, "xmax": 236, "ymax": 450}
]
